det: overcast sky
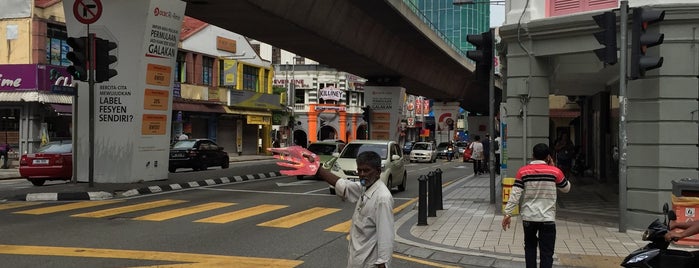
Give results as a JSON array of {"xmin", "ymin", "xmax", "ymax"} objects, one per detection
[{"xmin": 491, "ymin": 5, "xmax": 505, "ymax": 27}]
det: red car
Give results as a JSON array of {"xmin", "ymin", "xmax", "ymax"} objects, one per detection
[{"xmin": 19, "ymin": 141, "xmax": 72, "ymax": 186}]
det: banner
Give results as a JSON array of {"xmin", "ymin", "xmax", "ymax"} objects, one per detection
[
  {"xmin": 432, "ymin": 102, "xmax": 460, "ymax": 144},
  {"xmin": 64, "ymin": 0, "xmax": 186, "ymax": 183},
  {"xmin": 365, "ymin": 87, "xmax": 405, "ymax": 141}
]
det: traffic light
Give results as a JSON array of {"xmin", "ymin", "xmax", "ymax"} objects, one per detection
[
  {"xmin": 592, "ymin": 11, "xmax": 617, "ymax": 65},
  {"xmin": 94, "ymin": 38, "xmax": 118, "ymax": 83},
  {"xmin": 362, "ymin": 106, "xmax": 371, "ymax": 123},
  {"xmin": 66, "ymin": 37, "xmax": 89, "ymax": 82},
  {"xmin": 466, "ymin": 30, "xmax": 493, "ymax": 84},
  {"xmin": 630, "ymin": 7, "xmax": 665, "ymax": 80}
]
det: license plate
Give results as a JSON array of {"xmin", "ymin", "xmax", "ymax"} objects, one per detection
[
  {"xmin": 33, "ymin": 159, "xmax": 49, "ymax": 165},
  {"xmin": 172, "ymin": 153, "xmax": 185, "ymax": 158}
]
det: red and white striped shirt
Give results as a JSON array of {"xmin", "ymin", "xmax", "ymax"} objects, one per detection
[{"xmin": 504, "ymin": 160, "xmax": 571, "ymax": 222}]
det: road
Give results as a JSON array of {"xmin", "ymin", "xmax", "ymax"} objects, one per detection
[{"xmin": 0, "ymin": 158, "xmax": 472, "ymax": 267}]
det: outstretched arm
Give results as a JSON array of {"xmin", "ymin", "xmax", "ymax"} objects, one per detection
[
  {"xmin": 268, "ymin": 146, "xmax": 341, "ymax": 187},
  {"xmin": 666, "ymin": 220, "xmax": 699, "ymax": 241}
]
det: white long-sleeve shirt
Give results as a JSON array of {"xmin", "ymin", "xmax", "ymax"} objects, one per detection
[{"xmin": 335, "ymin": 179, "xmax": 395, "ymax": 267}]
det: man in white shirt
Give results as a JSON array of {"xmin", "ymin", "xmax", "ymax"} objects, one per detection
[
  {"xmin": 177, "ymin": 132, "xmax": 189, "ymax": 140},
  {"xmin": 269, "ymin": 146, "xmax": 394, "ymax": 268}
]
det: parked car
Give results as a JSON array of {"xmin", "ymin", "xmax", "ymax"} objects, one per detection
[
  {"xmin": 302, "ymin": 140, "xmax": 346, "ymax": 179},
  {"xmin": 169, "ymin": 139, "xmax": 229, "ymax": 172},
  {"xmin": 402, "ymin": 141, "xmax": 415, "ymax": 155},
  {"xmin": 19, "ymin": 141, "xmax": 72, "ymax": 186},
  {"xmin": 436, "ymin": 142, "xmax": 451, "ymax": 159},
  {"xmin": 409, "ymin": 141, "xmax": 437, "ymax": 163},
  {"xmin": 329, "ymin": 140, "xmax": 407, "ymax": 194}
]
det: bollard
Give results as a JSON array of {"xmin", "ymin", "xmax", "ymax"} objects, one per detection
[
  {"xmin": 435, "ymin": 168, "xmax": 443, "ymax": 210},
  {"xmin": 417, "ymin": 175, "xmax": 428, "ymax": 226},
  {"xmin": 427, "ymin": 171, "xmax": 437, "ymax": 217}
]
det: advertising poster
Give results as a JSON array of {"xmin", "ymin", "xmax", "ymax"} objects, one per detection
[
  {"xmin": 432, "ymin": 102, "xmax": 460, "ymax": 144},
  {"xmin": 64, "ymin": 0, "xmax": 186, "ymax": 183},
  {"xmin": 365, "ymin": 86, "xmax": 405, "ymax": 141}
]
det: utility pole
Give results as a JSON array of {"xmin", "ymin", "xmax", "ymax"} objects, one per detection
[{"xmin": 618, "ymin": 0, "xmax": 628, "ymax": 232}]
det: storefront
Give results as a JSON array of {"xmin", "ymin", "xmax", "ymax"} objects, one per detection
[{"xmin": 0, "ymin": 64, "xmax": 75, "ymax": 160}]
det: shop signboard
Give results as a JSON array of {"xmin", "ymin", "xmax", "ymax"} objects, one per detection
[{"xmin": 0, "ymin": 64, "xmax": 75, "ymax": 93}]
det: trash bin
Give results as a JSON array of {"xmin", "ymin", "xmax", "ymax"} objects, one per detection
[
  {"xmin": 671, "ymin": 178, "xmax": 699, "ymax": 246},
  {"xmin": 502, "ymin": 177, "xmax": 519, "ymax": 215}
]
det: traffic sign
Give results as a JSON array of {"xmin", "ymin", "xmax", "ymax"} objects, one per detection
[{"xmin": 73, "ymin": 0, "xmax": 103, "ymax": 24}]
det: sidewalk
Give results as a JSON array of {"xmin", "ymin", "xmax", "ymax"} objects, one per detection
[
  {"xmin": 0, "ymin": 158, "xmax": 648, "ymax": 267},
  {"xmin": 394, "ymin": 173, "xmax": 647, "ymax": 268}
]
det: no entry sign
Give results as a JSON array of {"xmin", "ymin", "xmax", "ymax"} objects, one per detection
[{"xmin": 73, "ymin": 0, "xmax": 103, "ymax": 24}]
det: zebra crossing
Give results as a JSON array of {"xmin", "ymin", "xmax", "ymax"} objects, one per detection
[{"xmin": 0, "ymin": 199, "xmax": 354, "ymax": 233}]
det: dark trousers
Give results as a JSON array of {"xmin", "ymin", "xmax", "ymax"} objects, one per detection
[
  {"xmin": 523, "ymin": 221, "xmax": 556, "ymax": 268},
  {"xmin": 495, "ymin": 153, "xmax": 501, "ymax": 174},
  {"xmin": 473, "ymin": 159, "xmax": 482, "ymax": 174}
]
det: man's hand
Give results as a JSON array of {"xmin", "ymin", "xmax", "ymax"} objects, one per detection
[
  {"xmin": 268, "ymin": 146, "xmax": 320, "ymax": 176},
  {"xmin": 501, "ymin": 215, "xmax": 511, "ymax": 231}
]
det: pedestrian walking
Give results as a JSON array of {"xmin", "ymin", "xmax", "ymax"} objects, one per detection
[
  {"xmin": 468, "ymin": 135, "xmax": 484, "ymax": 175},
  {"xmin": 269, "ymin": 146, "xmax": 394, "ymax": 268},
  {"xmin": 0, "ymin": 141, "xmax": 11, "ymax": 169},
  {"xmin": 501, "ymin": 143, "xmax": 571, "ymax": 268},
  {"xmin": 177, "ymin": 132, "xmax": 189, "ymax": 141}
]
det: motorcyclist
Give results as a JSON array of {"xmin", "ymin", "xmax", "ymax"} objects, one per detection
[{"xmin": 665, "ymin": 220, "xmax": 699, "ymax": 242}]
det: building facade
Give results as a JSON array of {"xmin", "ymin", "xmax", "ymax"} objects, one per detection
[
  {"xmin": 0, "ymin": 1, "xmax": 281, "ymax": 167},
  {"xmin": 0, "ymin": 1, "xmax": 74, "ymax": 161},
  {"xmin": 499, "ymin": 0, "xmax": 699, "ymax": 229}
]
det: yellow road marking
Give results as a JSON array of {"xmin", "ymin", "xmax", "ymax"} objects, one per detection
[
  {"xmin": 393, "ymin": 253, "xmax": 461, "ymax": 268},
  {"xmin": 258, "ymin": 207, "xmax": 341, "ymax": 228},
  {"xmin": 394, "ymin": 198, "xmax": 417, "ymax": 213},
  {"xmin": 0, "ymin": 244, "xmax": 302, "ymax": 267},
  {"xmin": 134, "ymin": 202, "xmax": 235, "ymax": 221},
  {"xmin": 71, "ymin": 199, "xmax": 187, "ymax": 218},
  {"xmin": 195, "ymin": 204, "xmax": 288, "ymax": 224},
  {"xmin": 15, "ymin": 200, "xmax": 122, "ymax": 215},
  {"xmin": 324, "ymin": 220, "xmax": 351, "ymax": 233},
  {"xmin": 0, "ymin": 202, "xmax": 41, "ymax": 211}
]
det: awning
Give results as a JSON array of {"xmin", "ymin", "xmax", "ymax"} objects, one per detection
[
  {"xmin": 0, "ymin": 91, "xmax": 72, "ymax": 104},
  {"xmin": 173, "ymin": 102, "xmax": 226, "ymax": 113},
  {"xmin": 49, "ymin": 104, "xmax": 72, "ymax": 115},
  {"xmin": 550, "ymin": 109, "xmax": 580, "ymax": 118},
  {"xmin": 223, "ymin": 106, "xmax": 271, "ymax": 117}
]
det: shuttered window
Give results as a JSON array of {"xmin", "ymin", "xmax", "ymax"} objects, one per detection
[{"xmin": 549, "ymin": 0, "xmax": 618, "ymax": 17}]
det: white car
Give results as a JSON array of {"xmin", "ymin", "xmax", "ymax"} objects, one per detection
[
  {"xmin": 409, "ymin": 142, "xmax": 436, "ymax": 163},
  {"xmin": 329, "ymin": 140, "xmax": 407, "ymax": 194}
]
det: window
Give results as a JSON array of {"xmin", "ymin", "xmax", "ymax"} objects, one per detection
[
  {"xmin": 549, "ymin": 0, "xmax": 618, "ymax": 17},
  {"xmin": 202, "ymin": 56, "xmax": 214, "ymax": 85},
  {"xmin": 175, "ymin": 52, "xmax": 186, "ymax": 83},
  {"xmin": 45, "ymin": 24, "xmax": 69, "ymax": 66},
  {"xmin": 242, "ymin": 65, "xmax": 259, "ymax": 91},
  {"xmin": 272, "ymin": 47, "xmax": 281, "ymax": 65}
]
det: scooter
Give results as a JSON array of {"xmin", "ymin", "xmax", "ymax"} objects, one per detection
[{"xmin": 621, "ymin": 203, "xmax": 699, "ymax": 267}]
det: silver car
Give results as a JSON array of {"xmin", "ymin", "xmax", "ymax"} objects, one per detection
[
  {"xmin": 409, "ymin": 142, "xmax": 437, "ymax": 163},
  {"xmin": 329, "ymin": 140, "xmax": 407, "ymax": 194}
]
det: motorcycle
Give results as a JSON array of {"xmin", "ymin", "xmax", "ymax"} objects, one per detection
[
  {"xmin": 621, "ymin": 203, "xmax": 699, "ymax": 267},
  {"xmin": 446, "ymin": 146, "xmax": 454, "ymax": 161}
]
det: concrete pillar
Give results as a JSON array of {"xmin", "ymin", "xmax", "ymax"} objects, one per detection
[
  {"xmin": 308, "ymin": 104, "xmax": 318, "ymax": 143},
  {"xmin": 339, "ymin": 110, "xmax": 347, "ymax": 142},
  {"xmin": 502, "ymin": 44, "xmax": 551, "ymax": 174}
]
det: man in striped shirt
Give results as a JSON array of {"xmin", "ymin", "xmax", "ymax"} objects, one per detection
[{"xmin": 501, "ymin": 143, "xmax": 571, "ymax": 268}]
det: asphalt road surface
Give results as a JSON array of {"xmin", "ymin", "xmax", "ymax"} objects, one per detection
[{"xmin": 0, "ymin": 158, "xmax": 472, "ymax": 267}]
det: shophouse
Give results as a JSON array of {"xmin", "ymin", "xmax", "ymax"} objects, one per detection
[
  {"xmin": 499, "ymin": 0, "xmax": 698, "ymax": 229},
  {"xmin": 0, "ymin": 1, "xmax": 74, "ymax": 161}
]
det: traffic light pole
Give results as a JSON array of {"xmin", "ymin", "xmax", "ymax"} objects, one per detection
[
  {"xmin": 618, "ymin": 0, "xmax": 628, "ymax": 233},
  {"xmin": 488, "ymin": 28, "xmax": 496, "ymax": 205},
  {"xmin": 88, "ymin": 31, "xmax": 95, "ymax": 188}
]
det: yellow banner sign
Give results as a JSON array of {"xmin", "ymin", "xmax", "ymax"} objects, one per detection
[{"xmin": 247, "ymin": 115, "xmax": 271, "ymax": 125}]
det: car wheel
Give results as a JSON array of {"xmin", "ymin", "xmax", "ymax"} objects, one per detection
[
  {"xmin": 29, "ymin": 179, "xmax": 46, "ymax": 186},
  {"xmin": 329, "ymin": 187, "xmax": 336, "ymax": 195},
  {"xmin": 222, "ymin": 161, "xmax": 229, "ymax": 169},
  {"xmin": 297, "ymin": 175, "xmax": 304, "ymax": 180},
  {"xmin": 387, "ymin": 176, "xmax": 393, "ymax": 191},
  {"xmin": 398, "ymin": 172, "xmax": 407, "ymax": 192},
  {"xmin": 197, "ymin": 162, "xmax": 207, "ymax": 171},
  {"xmin": 169, "ymin": 167, "xmax": 176, "ymax": 173}
]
